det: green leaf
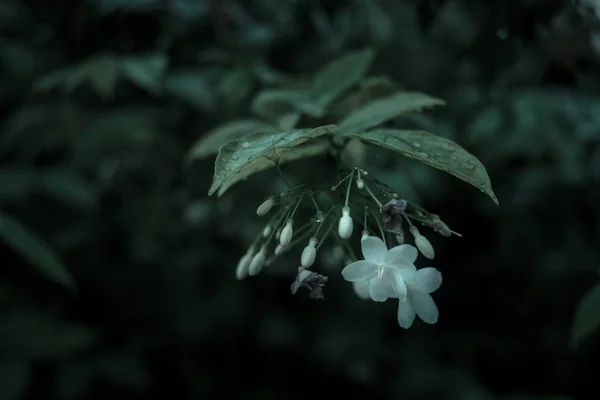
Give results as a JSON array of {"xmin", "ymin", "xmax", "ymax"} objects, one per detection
[
  {"xmin": 186, "ymin": 119, "xmax": 278, "ymax": 161},
  {"xmin": 330, "ymin": 75, "xmax": 404, "ymax": 118},
  {"xmin": 38, "ymin": 171, "xmax": 97, "ymax": 211},
  {"xmin": 0, "ymin": 212, "xmax": 76, "ymax": 290},
  {"xmin": 347, "ymin": 129, "xmax": 498, "ymax": 205},
  {"xmin": 251, "ymin": 88, "xmax": 315, "ymax": 119},
  {"xmin": 122, "ymin": 53, "xmax": 168, "ymax": 95},
  {"xmin": 216, "ymin": 67, "xmax": 255, "ymax": 108},
  {"xmin": 209, "ymin": 125, "xmax": 338, "ymax": 196},
  {"xmin": 338, "ymin": 92, "xmax": 445, "ymax": 134},
  {"xmin": 164, "ymin": 69, "xmax": 216, "ymax": 111},
  {"xmin": 570, "ymin": 283, "xmax": 600, "ymax": 349},
  {"xmin": 310, "ymin": 49, "xmax": 375, "ymax": 113}
]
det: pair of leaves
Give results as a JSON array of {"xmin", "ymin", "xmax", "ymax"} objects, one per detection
[
  {"xmin": 0, "ymin": 212, "xmax": 75, "ymax": 290},
  {"xmin": 251, "ymin": 49, "xmax": 374, "ymax": 120}
]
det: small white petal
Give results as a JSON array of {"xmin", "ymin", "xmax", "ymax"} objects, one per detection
[
  {"xmin": 256, "ymin": 198, "xmax": 274, "ymax": 216},
  {"xmin": 338, "ymin": 207, "xmax": 353, "ymax": 239},
  {"xmin": 248, "ymin": 249, "xmax": 266, "ymax": 276},
  {"xmin": 341, "ymin": 260, "xmax": 377, "ymax": 282},
  {"xmin": 411, "ymin": 291, "xmax": 439, "ymax": 324},
  {"xmin": 352, "ymin": 281, "xmax": 370, "ymax": 300},
  {"xmin": 361, "ymin": 230, "xmax": 369, "ymax": 242},
  {"xmin": 279, "ymin": 220, "xmax": 293, "ymax": 246},
  {"xmin": 235, "ymin": 250, "xmax": 253, "ymax": 280},
  {"xmin": 385, "ymin": 244, "xmax": 418, "ymax": 265},
  {"xmin": 397, "ymin": 300, "xmax": 416, "ymax": 329},
  {"xmin": 417, "ymin": 267, "xmax": 442, "ymax": 293},
  {"xmin": 361, "ymin": 236, "xmax": 387, "ymax": 263},
  {"xmin": 368, "ymin": 277, "xmax": 395, "ymax": 302},
  {"xmin": 415, "ymin": 234, "xmax": 435, "ymax": 259},
  {"xmin": 301, "ymin": 244, "xmax": 316, "ymax": 267},
  {"xmin": 390, "ymin": 270, "xmax": 408, "ymax": 301}
]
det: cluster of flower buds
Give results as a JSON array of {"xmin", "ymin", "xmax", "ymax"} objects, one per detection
[{"xmin": 234, "ymin": 167, "xmax": 459, "ymax": 299}]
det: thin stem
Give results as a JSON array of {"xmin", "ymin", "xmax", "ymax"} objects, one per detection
[
  {"xmin": 363, "ymin": 181, "xmax": 382, "ymax": 208},
  {"xmin": 309, "ymin": 192, "xmax": 322, "ymax": 214},
  {"xmin": 315, "ymin": 214, "xmax": 336, "ymax": 251},
  {"xmin": 344, "ymin": 168, "xmax": 356, "ymax": 207},
  {"xmin": 289, "ymin": 190, "xmax": 306, "ymax": 220},
  {"xmin": 370, "ymin": 207, "xmax": 386, "ymax": 246}
]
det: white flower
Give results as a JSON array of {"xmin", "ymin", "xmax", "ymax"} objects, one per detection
[
  {"xmin": 341, "ymin": 236, "xmax": 417, "ymax": 302},
  {"xmin": 396, "ymin": 267, "xmax": 442, "ymax": 328},
  {"xmin": 352, "ymin": 281, "xmax": 370, "ymax": 300},
  {"xmin": 338, "ymin": 207, "xmax": 353, "ymax": 239}
]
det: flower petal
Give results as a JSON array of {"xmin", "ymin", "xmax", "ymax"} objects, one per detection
[
  {"xmin": 397, "ymin": 300, "xmax": 416, "ymax": 329},
  {"xmin": 390, "ymin": 269, "xmax": 408, "ymax": 302},
  {"xmin": 361, "ymin": 236, "xmax": 387, "ymax": 263},
  {"xmin": 417, "ymin": 267, "xmax": 442, "ymax": 293},
  {"xmin": 341, "ymin": 260, "xmax": 377, "ymax": 282},
  {"xmin": 352, "ymin": 281, "xmax": 371, "ymax": 300},
  {"xmin": 368, "ymin": 277, "xmax": 395, "ymax": 302},
  {"xmin": 385, "ymin": 243, "xmax": 418, "ymax": 265},
  {"xmin": 411, "ymin": 291, "xmax": 439, "ymax": 324}
]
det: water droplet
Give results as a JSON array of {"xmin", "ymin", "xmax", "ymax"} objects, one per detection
[
  {"xmin": 241, "ymin": 141, "xmax": 251, "ymax": 148},
  {"xmin": 413, "ymin": 142, "xmax": 421, "ymax": 148}
]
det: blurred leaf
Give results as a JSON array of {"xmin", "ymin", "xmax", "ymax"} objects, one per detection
[
  {"xmin": 331, "ymin": 75, "xmax": 404, "ymax": 117},
  {"xmin": 164, "ymin": 69, "xmax": 216, "ymax": 111},
  {"xmin": 310, "ymin": 48, "xmax": 375, "ymax": 114},
  {"xmin": 251, "ymin": 61, "xmax": 294, "ymax": 85},
  {"xmin": 217, "ymin": 67, "xmax": 255, "ymax": 108},
  {"xmin": 34, "ymin": 54, "xmax": 120, "ymax": 100},
  {"xmin": 338, "ymin": 92, "xmax": 445, "ymax": 134},
  {"xmin": 122, "ymin": 53, "xmax": 168, "ymax": 95},
  {"xmin": 0, "ymin": 359, "xmax": 29, "ymax": 400},
  {"xmin": 209, "ymin": 125, "xmax": 338, "ymax": 196},
  {"xmin": 187, "ymin": 119, "xmax": 278, "ymax": 161},
  {"xmin": 0, "ymin": 313, "xmax": 96, "ymax": 358},
  {"xmin": 0, "ymin": 212, "xmax": 76, "ymax": 290},
  {"xmin": 570, "ymin": 283, "xmax": 600, "ymax": 349},
  {"xmin": 277, "ymin": 112, "xmax": 301, "ymax": 130},
  {"xmin": 38, "ymin": 171, "xmax": 97, "ymax": 211},
  {"xmin": 251, "ymin": 88, "xmax": 315, "ymax": 119},
  {"xmin": 347, "ymin": 129, "xmax": 498, "ymax": 204}
]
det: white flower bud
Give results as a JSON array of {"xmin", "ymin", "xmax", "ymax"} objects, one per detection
[
  {"xmin": 361, "ymin": 230, "xmax": 369, "ymax": 242},
  {"xmin": 396, "ymin": 233, "xmax": 404, "ymax": 244},
  {"xmin": 409, "ymin": 226, "xmax": 435, "ymax": 259},
  {"xmin": 235, "ymin": 248, "xmax": 254, "ymax": 280},
  {"xmin": 301, "ymin": 237, "xmax": 318, "ymax": 267},
  {"xmin": 262, "ymin": 225, "xmax": 272, "ymax": 237},
  {"xmin": 274, "ymin": 244, "xmax": 286, "ymax": 256},
  {"xmin": 279, "ymin": 220, "xmax": 293, "ymax": 246},
  {"xmin": 275, "ymin": 228, "xmax": 282, "ymax": 240},
  {"xmin": 256, "ymin": 198, "xmax": 274, "ymax": 216},
  {"xmin": 356, "ymin": 179, "xmax": 364, "ymax": 189},
  {"xmin": 248, "ymin": 248, "xmax": 266, "ymax": 276},
  {"xmin": 338, "ymin": 207, "xmax": 353, "ymax": 239}
]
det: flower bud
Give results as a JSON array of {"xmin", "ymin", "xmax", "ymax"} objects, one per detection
[
  {"xmin": 262, "ymin": 225, "xmax": 272, "ymax": 237},
  {"xmin": 356, "ymin": 179, "xmax": 364, "ymax": 189},
  {"xmin": 274, "ymin": 244, "xmax": 286, "ymax": 256},
  {"xmin": 279, "ymin": 220, "xmax": 293, "ymax": 246},
  {"xmin": 338, "ymin": 207, "xmax": 353, "ymax": 239},
  {"xmin": 275, "ymin": 227, "xmax": 282, "ymax": 240},
  {"xmin": 235, "ymin": 248, "xmax": 254, "ymax": 280},
  {"xmin": 409, "ymin": 226, "xmax": 435, "ymax": 259},
  {"xmin": 361, "ymin": 230, "xmax": 369, "ymax": 242},
  {"xmin": 248, "ymin": 248, "xmax": 266, "ymax": 276},
  {"xmin": 396, "ymin": 233, "xmax": 404, "ymax": 244},
  {"xmin": 301, "ymin": 237, "xmax": 318, "ymax": 267},
  {"xmin": 256, "ymin": 198, "xmax": 274, "ymax": 216}
]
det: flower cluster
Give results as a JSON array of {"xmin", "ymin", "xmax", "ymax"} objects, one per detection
[{"xmin": 234, "ymin": 167, "xmax": 458, "ymax": 328}]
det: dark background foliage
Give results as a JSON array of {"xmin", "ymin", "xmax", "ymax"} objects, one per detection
[{"xmin": 1, "ymin": 0, "xmax": 599, "ymax": 399}]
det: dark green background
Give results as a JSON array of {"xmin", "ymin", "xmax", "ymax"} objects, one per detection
[{"xmin": 1, "ymin": 0, "xmax": 598, "ymax": 399}]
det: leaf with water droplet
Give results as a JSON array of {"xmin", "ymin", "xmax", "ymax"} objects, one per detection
[
  {"xmin": 569, "ymin": 283, "xmax": 600, "ymax": 349},
  {"xmin": 209, "ymin": 125, "xmax": 338, "ymax": 196},
  {"xmin": 338, "ymin": 92, "xmax": 445, "ymax": 134},
  {"xmin": 346, "ymin": 129, "xmax": 498, "ymax": 205},
  {"xmin": 186, "ymin": 119, "xmax": 278, "ymax": 161}
]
